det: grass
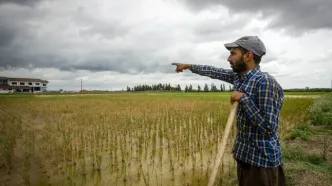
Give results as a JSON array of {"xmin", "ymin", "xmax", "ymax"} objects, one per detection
[
  {"xmin": 283, "ymin": 92, "xmax": 330, "ymax": 95},
  {"xmin": 0, "ymin": 92, "xmax": 322, "ymax": 185},
  {"xmin": 308, "ymin": 93, "xmax": 332, "ymax": 126},
  {"xmin": 285, "ymin": 122, "xmax": 313, "ymax": 141},
  {"xmin": 282, "ymin": 93, "xmax": 332, "ymax": 186},
  {"xmin": 283, "ymin": 140, "xmax": 332, "ymax": 186},
  {"xmin": 0, "ymin": 110, "xmax": 22, "ymax": 172},
  {"xmin": 283, "ymin": 143, "xmax": 326, "ymax": 165}
]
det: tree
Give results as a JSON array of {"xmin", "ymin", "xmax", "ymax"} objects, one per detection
[
  {"xmin": 188, "ymin": 84, "xmax": 193, "ymax": 92},
  {"xmin": 211, "ymin": 83, "xmax": 218, "ymax": 92},
  {"xmin": 204, "ymin": 83, "xmax": 209, "ymax": 92},
  {"xmin": 197, "ymin": 85, "xmax": 201, "ymax": 92},
  {"xmin": 220, "ymin": 84, "xmax": 225, "ymax": 92},
  {"xmin": 177, "ymin": 84, "xmax": 181, "ymax": 91},
  {"xmin": 165, "ymin": 83, "xmax": 171, "ymax": 91},
  {"xmin": 185, "ymin": 85, "xmax": 189, "ymax": 92}
]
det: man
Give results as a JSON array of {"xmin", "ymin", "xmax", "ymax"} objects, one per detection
[{"xmin": 172, "ymin": 36, "xmax": 286, "ymax": 186}]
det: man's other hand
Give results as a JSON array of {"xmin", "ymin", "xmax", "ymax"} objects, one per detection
[{"xmin": 231, "ymin": 91, "xmax": 245, "ymax": 104}]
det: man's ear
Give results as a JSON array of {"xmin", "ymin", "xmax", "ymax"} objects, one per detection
[
  {"xmin": 245, "ymin": 52, "xmax": 253, "ymax": 62},
  {"xmin": 243, "ymin": 52, "xmax": 249, "ymax": 62}
]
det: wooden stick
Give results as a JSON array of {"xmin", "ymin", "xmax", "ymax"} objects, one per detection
[{"xmin": 208, "ymin": 101, "xmax": 239, "ymax": 186}]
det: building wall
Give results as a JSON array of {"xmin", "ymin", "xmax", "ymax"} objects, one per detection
[
  {"xmin": 8, "ymin": 80, "xmax": 47, "ymax": 87},
  {"xmin": 7, "ymin": 80, "xmax": 48, "ymax": 91},
  {"xmin": 0, "ymin": 78, "xmax": 8, "ymax": 85}
]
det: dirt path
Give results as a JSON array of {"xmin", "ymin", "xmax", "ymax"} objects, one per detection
[{"xmin": 283, "ymin": 125, "xmax": 332, "ymax": 186}]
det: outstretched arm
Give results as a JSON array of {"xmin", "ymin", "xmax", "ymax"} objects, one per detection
[
  {"xmin": 172, "ymin": 63, "xmax": 236, "ymax": 84},
  {"xmin": 189, "ymin": 64, "xmax": 236, "ymax": 85}
]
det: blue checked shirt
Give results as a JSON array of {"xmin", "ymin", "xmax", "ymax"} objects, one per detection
[{"xmin": 190, "ymin": 64, "xmax": 284, "ymax": 167}]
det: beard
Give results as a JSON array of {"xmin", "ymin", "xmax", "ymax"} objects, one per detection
[{"xmin": 230, "ymin": 57, "xmax": 247, "ymax": 73}]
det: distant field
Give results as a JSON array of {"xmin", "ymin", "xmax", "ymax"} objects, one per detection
[
  {"xmin": 0, "ymin": 92, "xmax": 320, "ymax": 186},
  {"xmin": 0, "ymin": 91, "xmax": 330, "ymax": 98},
  {"xmin": 283, "ymin": 92, "xmax": 331, "ymax": 95}
]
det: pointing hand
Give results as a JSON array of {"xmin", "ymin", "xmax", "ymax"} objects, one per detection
[{"xmin": 171, "ymin": 63, "xmax": 190, "ymax": 73}]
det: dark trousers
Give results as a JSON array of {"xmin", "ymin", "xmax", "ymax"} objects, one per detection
[{"xmin": 236, "ymin": 159, "xmax": 287, "ymax": 186}]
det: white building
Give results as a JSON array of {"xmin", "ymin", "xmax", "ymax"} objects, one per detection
[{"xmin": 0, "ymin": 77, "xmax": 49, "ymax": 93}]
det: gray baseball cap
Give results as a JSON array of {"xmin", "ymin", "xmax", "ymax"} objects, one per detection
[{"xmin": 224, "ymin": 36, "xmax": 266, "ymax": 57}]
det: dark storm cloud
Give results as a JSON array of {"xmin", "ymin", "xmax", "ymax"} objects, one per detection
[
  {"xmin": 0, "ymin": 4, "xmax": 41, "ymax": 47},
  {"xmin": 59, "ymin": 50, "xmax": 162, "ymax": 74},
  {"xmin": 73, "ymin": 6, "xmax": 130, "ymax": 40},
  {"xmin": 0, "ymin": 0, "xmax": 43, "ymax": 7},
  {"xmin": 0, "ymin": 3, "xmax": 156, "ymax": 74},
  {"xmin": 192, "ymin": 18, "xmax": 246, "ymax": 42},
  {"xmin": 0, "ymin": 4, "xmax": 51, "ymax": 69},
  {"xmin": 180, "ymin": 0, "xmax": 332, "ymax": 33},
  {"xmin": 0, "ymin": 25, "xmax": 15, "ymax": 46},
  {"xmin": 0, "ymin": 0, "xmax": 278, "ymax": 75},
  {"xmin": 0, "ymin": 44, "xmax": 167, "ymax": 74}
]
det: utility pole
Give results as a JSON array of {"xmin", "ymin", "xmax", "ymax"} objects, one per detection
[{"xmin": 81, "ymin": 78, "xmax": 82, "ymax": 93}]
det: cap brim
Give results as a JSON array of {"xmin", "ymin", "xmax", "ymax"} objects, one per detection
[{"xmin": 224, "ymin": 42, "xmax": 239, "ymax": 50}]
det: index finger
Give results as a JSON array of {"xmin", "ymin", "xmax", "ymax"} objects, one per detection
[{"xmin": 171, "ymin": 62, "xmax": 179, "ymax": 66}]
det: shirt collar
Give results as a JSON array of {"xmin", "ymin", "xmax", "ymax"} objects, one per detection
[{"xmin": 238, "ymin": 65, "xmax": 261, "ymax": 81}]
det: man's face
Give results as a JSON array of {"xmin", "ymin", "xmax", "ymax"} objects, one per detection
[{"xmin": 227, "ymin": 48, "xmax": 247, "ymax": 73}]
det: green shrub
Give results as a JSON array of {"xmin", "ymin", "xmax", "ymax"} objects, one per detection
[
  {"xmin": 307, "ymin": 154, "xmax": 325, "ymax": 165},
  {"xmin": 308, "ymin": 94, "xmax": 332, "ymax": 126},
  {"xmin": 283, "ymin": 144, "xmax": 306, "ymax": 161},
  {"xmin": 283, "ymin": 144, "xmax": 326, "ymax": 165},
  {"xmin": 287, "ymin": 123, "xmax": 313, "ymax": 141}
]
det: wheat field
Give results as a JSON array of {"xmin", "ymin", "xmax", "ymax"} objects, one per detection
[{"xmin": 0, "ymin": 92, "xmax": 316, "ymax": 186}]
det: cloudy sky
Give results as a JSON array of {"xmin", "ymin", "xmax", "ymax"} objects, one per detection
[{"xmin": 1, "ymin": 0, "xmax": 331, "ymax": 91}]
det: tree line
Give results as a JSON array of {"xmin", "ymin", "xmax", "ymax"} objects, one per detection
[
  {"xmin": 126, "ymin": 84, "xmax": 332, "ymax": 93},
  {"xmin": 126, "ymin": 83, "xmax": 234, "ymax": 92}
]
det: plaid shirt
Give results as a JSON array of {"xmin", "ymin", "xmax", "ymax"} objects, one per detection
[{"xmin": 190, "ymin": 64, "xmax": 284, "ymax": 167}]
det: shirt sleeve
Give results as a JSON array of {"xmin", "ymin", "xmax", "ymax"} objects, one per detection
[
  {"xmin": 189, "ymin": 64, "xmax": 236, "ymax": 84},
  {"xmin": 239, "ymin": 78, "xmax": 281, "ymax": 136}
]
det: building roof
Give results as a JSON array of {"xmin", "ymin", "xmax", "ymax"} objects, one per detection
[{"xmin": 7, "ymin": 77, "xmax": 49, "ymax": 83}]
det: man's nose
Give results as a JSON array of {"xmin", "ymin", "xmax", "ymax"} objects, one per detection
[{"xmin": 227, "ymin": 55, "xmax": 232, "ymax": 62}]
